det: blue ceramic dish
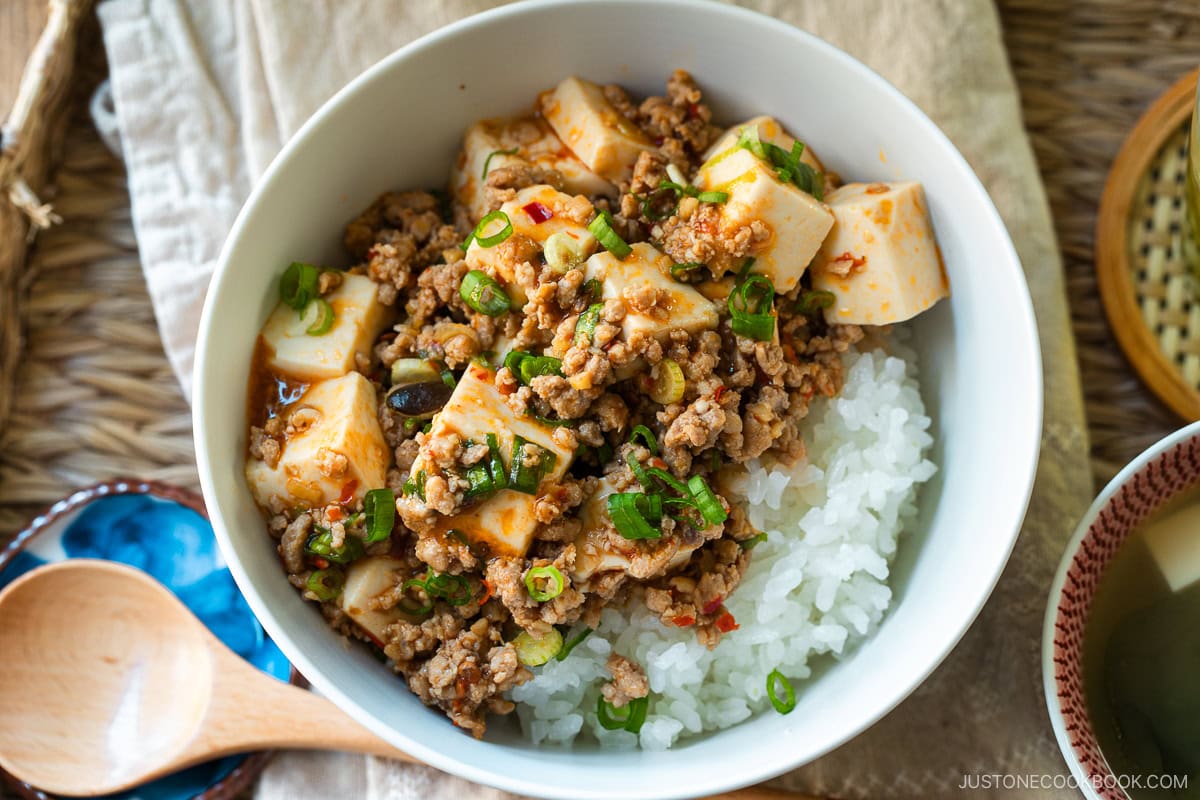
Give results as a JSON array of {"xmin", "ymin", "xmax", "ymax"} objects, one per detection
[{"xmin": 0, "ymin": 480, "xmax": 293, "ymax": 800}]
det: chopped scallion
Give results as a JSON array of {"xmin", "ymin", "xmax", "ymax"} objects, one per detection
[
  {"xmin": 525, "ymin": 564, "xmax": 565, "ymax": 602},
  {"xmin": 459, "ymin": 269, "xmax": 511, "ymax": 316},
  {"xmin": 304, "ymin": 297, "xmax": 335, "ymax": 336},
  {"xmin": 279, "ymin": 262, "xmax": 320, "ymax": 311},
  {"xmin": 363, "ymin": 488, "xmax": 395, "ymax": 543},
  {"xmin": 607, "ymin": 492, "xmax": 663, "ymax": 540},
  {"xmin": 556, "ymin": 626, "xmax": 593, "ymax": 661},
  {"xmin": 767, "ymin": 669, "xmax": 796, "ymax": 714},
  {"xmin": 472, "ymin": 209, "xmax": 514, "ymax": 248},
  {"xmin": 306, "ymin": 568, "xmax": 345, "ymax": 601},
  {"xmin": 649, "ymin": 358, "xmax": 685, "ymax": 404},
  {"xmin": 587, "ymin": 210, "xmax": 632, "ymax": 258},
  {"xmin": 304, "ymin": 530, "xmax": 364, "ymax": 565},
  {"xmin": 513, "ymin": 628, "xmax": 563, "ymax": 666},
  {"xmin": 795, "ymin": 289, "xmax": 837, "ymax": 316},
  {"xmin": 597, "ymin": 695, "xmax": 649, "ymax": 733},
  {"xmin": 728, "ymin": 274, "xmax": 776, "ymax": 341},
  {"xmin": 508, "ymin": 435, "xmax": 555, "ymax": 494},
  {"xmin": 574, "ymin": 303, "xmax": 605, "ymax": 347},
  {"xmin": 688, "ymin": 474, "xmax": 728, "ymax": 525},
  {"xmin": 629, "ymin": 424, "xmax": 658, "ymax": 455},
  {"xmin": 481, "ymin": 147, "xmax": 519, "ymax": 179}
]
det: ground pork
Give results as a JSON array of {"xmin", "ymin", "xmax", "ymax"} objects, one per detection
[
  {"xmin": 601, "ymin": 654, "xmax": 650, "ymax": 708},
  {"xmin": 485, "ymin": 550, "xmax": 586, "ymax": 636},
  {"xmin": 278, "ymin": 513, "xmax": 311, "ymax": 575},
  {"xmin": 248, "ymin": 425, "xmax": 281, "ymax": 468},
  {"xmin": 405, "ymin": 617, "xmax": 531, "ymax": 738},
  {"xmin": 659, "ymin": 203, "xmax": 770, "ymax": 277},
  {"xmin": 605, "ymin": 69, "xmax": 719, "ymax": 170},
  {"xmin": 483, "ymin": 163, "xmax": 564, "ymax": 213}
]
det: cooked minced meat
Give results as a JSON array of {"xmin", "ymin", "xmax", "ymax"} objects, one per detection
[{"xmin": 243, "ymin": 69, "xmax": 947, "ymax": 738}]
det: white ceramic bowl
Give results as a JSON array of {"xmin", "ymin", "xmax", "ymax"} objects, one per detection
[{"xmin": 194, "ymin": 2, "xmax": 1042, "ymax": 797}]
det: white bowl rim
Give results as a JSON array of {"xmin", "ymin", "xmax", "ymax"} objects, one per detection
[
  {"xmin": 1041, "ymin": 419, "xmax": 1200, "ymax": 799},
  {"xmin": 194, "ymin": 1, "xmax": 1044, "ymax": 796}
]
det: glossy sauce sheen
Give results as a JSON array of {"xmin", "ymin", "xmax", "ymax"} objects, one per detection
[{"xmin": 247, "ymin": 336, "xmax": 308, "ymax": 428}]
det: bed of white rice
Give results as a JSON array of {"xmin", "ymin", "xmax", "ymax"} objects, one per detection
[{"xmin": 510, "ymin": 345, "xmax": 937, "ymax": 750}]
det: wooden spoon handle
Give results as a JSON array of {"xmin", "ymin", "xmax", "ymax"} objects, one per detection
[{"xmin": 190, "ymin": 647, "xmax": 415, "ymax": 762}]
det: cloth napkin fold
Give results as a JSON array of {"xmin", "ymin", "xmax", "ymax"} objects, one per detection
[{"xmin": 95, "ymin": 0, "xmax": 1094, "ymax": 796}]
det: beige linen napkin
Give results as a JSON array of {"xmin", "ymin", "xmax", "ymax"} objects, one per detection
[{"xmin": 95, "ymin": 0, "xmax": 1093, "ymax": 796}]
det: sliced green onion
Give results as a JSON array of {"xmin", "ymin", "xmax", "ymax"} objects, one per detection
[
  {"xmin": 513, "ymin": 628, "xmax": 564, "ymax": 666},
  {"xmin": 530, "ymin": 412, "xmax": 575, "ymax": 427},
  {"xmin": 741, "ymin": 532, "xmax": 768, "ymax": 550},
  {"xmin": 695, "ymin": 190, "xmax": 729, "ymax": 203},
  {"xmin": 363, "ymin": 488, "xmax": 395, "ymax": 543},
  {"xmin": 648, "ymin": 467, "xmax": 690, "ymax": 496},
  {"xmin": 640, "ymin": 185, "xmax": 679, "ymax": 221},
  {"xmin": 629, "ymin": 424, "xmax": 658, "ymax": 455},
  {"xmin": 728, "ymin": 274, "xmax": 776, "ymax": 341},
  {"xmin": 426, "ymin": 572, "xmax": 474, "ymax": 606},
  {"xmin": 440, "ymin": 369, "xmax": 457, "ymax": 389},
  {"xmin": 400, "ymin": 571, "xmax": 435, "ymax": 616},
  {"xmin": 391, "ymin": 358, "xmax": 440, "ymax": 385},
  {"xmin": 460, "ymin": 269, "xmax": 511, "ymax": 316},
  {"xmin": 525, "ymin": 564, "xmax": 566, "ymax": 602},
  {"xmin": 481, "ymin": 146, "xmax": 519, "ymax": 179},
  {"xmin": 504, "ymin": 350, "xmax": 563, "ymax": 384},
  {"xmin": 607, "ymin": 492, "xmax": 663, "ymax": 540},
  {"xmin": 574, "ymin": 303, "xmax": 605, "ymax": 347},
  {"xmin": 670, "ymin": 261, "xmax": 705, "ymax": 281},
  {"xmin": 303, "ymin": 297, "xmax": 335, "ymax": 336},
  {"xmin": 625, "ymin": 451, "xmax": 654, "ymax": 490},
  {"xmin": 587, "ymin": 210, "xmax": 632, "ymax": 258},
  {"xmin": 472, "ymin": 209, "xmax": 514, "ymax": 248},
  {"xmin": 597, "ymin": 695, "xmax": 649, "ymax": 733},
  {"xmin": 509, "ymin": 435, "xmax": 555, "ymax": 494},
  {"xmin": 464, "ymin": 461, "xmax": 497, "ymax": 499},
  {"xmin": 795, "ymin": 289, "xmax": 837, "ymax": 316},
  {"xmin": 486, "ymin": 432, "xmax": 508, "ymax": 488},
  {"xmin": 279, "ymin": 262, "xmax": 320, "ymax": 311},
  {"xmin": 767, "ymin": 669, "xmax": 796, "ymax": 714},
  {"xmin": 649, "ymin": 358, "xmax": 685, "ymax": 404},
  {"xmin": 543, "ymin": 231, "xmax": 589, "ymax": 273},
  {"xmin": 556, "ymin": 626, "xmax": 593, "ymax": 661},
  {"xmin": 306, "ymin": 568, "xmax": 345, "ymax": 601},
  {"xmin": 304, "ymin": 530, "xmax": 365, "ymax": 565},
  {"xmin": 736, "ymin": 257, "xmax": 756, "ymax": 283},
  {"xmin": 402, "ymin": 469, "xmax": 427, "ymax": 501},
  {"xmin": 582, "ymin": 278, "xmax": 603, "ymax": 300},
  {"xmin": 736, "ymin": 126, "xmax": 823, "ymax": 200},
  {"xmin": 688, "ymin": 475, "xmax": 728, "ymax": 525}
]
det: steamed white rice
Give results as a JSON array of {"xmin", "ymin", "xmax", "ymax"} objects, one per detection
[{"xmin": 511, "ymin": 345, "xmax": 937, "ymax": 749}]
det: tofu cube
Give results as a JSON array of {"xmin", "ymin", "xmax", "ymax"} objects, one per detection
[
  {"xmin": 411, "ymin": 362, "xmax": 575, "ymax": 557},
  {"xmin": 465, "ymin": 184, "xmax": 597, "ymax": 307},
  {"xmin": 584, "ymin": 242, "xmax": 719, "ymax": 344},
  {"xmin": 809, "ymin": 181, "xmax": 950, "ymax": 325},
  {"xmin": 701, "ymin": 115, "xmax": 825, "ymax": 174},
  {"xmin": 450, "ymin": 116, "xmax": 614, "ymax": 225},
  {"xmin": 539, "ymin": 76, "xmax": 658, "ymax": 184},
  {"xmin": 245, "ymin": 372, "xmax": 389, "ymax": 510},
  {"xmin": 339, "ymin": 556, "xmax": 408, "ymax": 644},
  {"xmin": 260, "ymin": 273, "xmax": 391, "ymax": 382},
  {"xmin": 572, "ymin": 477, "xmax": 693, "ymax": 583},
  {"xmin": 695, "ymin": 148, "xmax": 834, "ymax": 293}
]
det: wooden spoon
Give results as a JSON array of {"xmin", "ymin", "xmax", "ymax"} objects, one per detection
[{"xmin": 0, "ymin": 560, "xmax": 810, "ymax": 800}]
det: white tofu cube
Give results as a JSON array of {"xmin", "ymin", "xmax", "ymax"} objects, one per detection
[
  {"xmin": 411, "ymin": 362, "xmax": 575, "ymax": 557},
  {"xmin": 339, "ymin": 556, "xmax": 408, "ymax": 645},
  {"xmin": 1142, "ymin": 502, "xmax": 1200, "ymax": 593},
  {"xmin": 464, "ymin": 184, "xmax": 597, "ymax": 306},
  {"xmin": 695, "ymin": 148, "xmax": 834, "ymax": 293},
  {"xmin": 260, "ymin": 273, "xmax": 391, "ymax": 382},
  {"xmin": 245, "ymin": 372, "xmax": 389, "ymax": 510},
  {"xmin": 450, "ymin": 116, "xmax": 614, "ymax": 225},
  {"xmin": 809, "ymin": 181, "xmax": 950, "ymax": 325},
  {"xmin": 584, "ymin": 242, "xmax": 719, "ymax": 345},
  {"xmin": 701, "ymin": 115, "xmax": 825, "ymax": 174},
  {"xmin": 539, "ymin": 76, "xmax": 658, "ymax": 184},
  {"xmin": 572, "ymin": 477, "xmax": 692, "ymax": 583}
]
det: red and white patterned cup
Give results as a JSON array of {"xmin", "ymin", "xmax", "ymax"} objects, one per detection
[{"xmin": 1043, "ymin": 420, "xmax": 1200, "ymax": 800}]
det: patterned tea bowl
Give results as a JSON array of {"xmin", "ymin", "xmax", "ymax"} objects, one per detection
[{"xmin": 1043, "ymin": 420, "xmax": 1200, "ymax": 800}]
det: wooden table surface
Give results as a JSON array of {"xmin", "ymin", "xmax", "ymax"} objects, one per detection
[{"xmin": 1, "ymin": 0, "xmax": 49, "ymax": 125}]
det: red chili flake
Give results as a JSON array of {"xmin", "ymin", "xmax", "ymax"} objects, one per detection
[
  {"xmin": 701, "ymin": 596, "xmax": 724, "ymax": 615},
  {"xmin": 326, "ymin": 506, "xmax": 344, "ymax": 522},
  {"xmin": 832, "ymin": 251, "xmax": 867, "ymax": 270},
  {"xmin": 715, "ymin": 612, "xmax": 739, "ymax": 633},
  {"xmin": 339, "ymin": 480, "xmax": 359, "ymax": 505},
  {"xmin": 479, "ymin": 579, "xmax": 495, "ymax": 605},
  {"xmin": 523, "ymin": 201, "xmax": 554, "ymax": 224},
  {"xmin": 312, "ymin": 557, "xmax": 329, "ymax": 570},
  {"xmin": 366, "ymin": 245, "xmax": 378, "ymax": 260},
  {"xmin": 688, "ymin": 103, "xmax": 701, "ymax": 119},
  {"xmin": 649, "ymin": 457, "xmax": 669, "ymax": 471},
  {"xmin": 672, "ymin": 615, "xmax": 696, "ymax": 627},
  {"xmin": 713, "ymin": 385, "xmax": 727, "ymax": 403}
]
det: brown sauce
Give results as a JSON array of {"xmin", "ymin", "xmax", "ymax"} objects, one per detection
[{"xmin": 246, "ymin": 336, "xmax": 309, "ymax": 428}]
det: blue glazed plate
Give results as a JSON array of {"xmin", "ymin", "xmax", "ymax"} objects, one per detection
[{"xmin": 0, "ymin": 480, "xmax": 294, "ymax": 800}]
